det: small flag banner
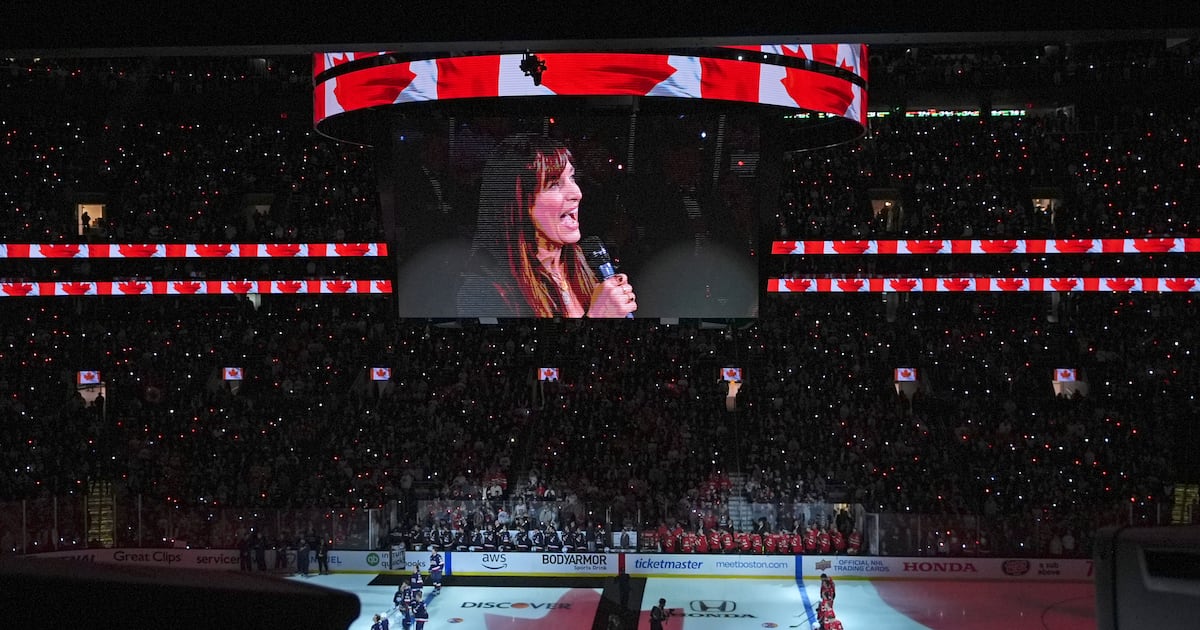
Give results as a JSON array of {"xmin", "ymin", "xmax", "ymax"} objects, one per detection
[
  {"xmin": 768, "ymin": 277, "xmax": 1200, "ymax": 293},
  {"xmin": 770, "ymin": 238, "xmax": 1200, "ymax": 255}
]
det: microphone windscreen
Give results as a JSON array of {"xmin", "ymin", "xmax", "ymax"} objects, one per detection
[{"xmin": 580, "ymin": 236, "xmax": 612, "ymax": 274}]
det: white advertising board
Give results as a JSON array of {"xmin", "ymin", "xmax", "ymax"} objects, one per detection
[
  {"xmin": 447, "ymin": 551, "xmax": 620, "ymax": 576},
  {"xmin": 624, "ymin": 553, "xmax": 796, "ymax": 578},
  {"xmin": 802, "ymin": 555, "xmax": 1094, "ymax": 581}
]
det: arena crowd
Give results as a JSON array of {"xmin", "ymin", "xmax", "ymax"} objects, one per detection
[{"xmin": 1, "ymin": 41, "xmax": 1196, "ymax": 561}]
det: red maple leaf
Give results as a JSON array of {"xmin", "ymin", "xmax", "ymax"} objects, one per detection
[
  {"xmin": 117, "ymin": 244, "xmax": 159, "ymax": 257},
  {"xmin": 1050, "ymin": 278, "xmax": 1078, "ymax": 291},
  {"xmin": 979, "ymin": 240, "xmax": 1018, "ymax": 254},
  {"xmin": 374, "ymin": 368, "xmax": 389, "ymax": 379},
  {"xmin": 831, "ymin": 241, "xmax": 870, "ymax": 254},
  {"xmin": 276, "ymin": 281, "xmax": 303, "ymax": 294},
  {"xmin": 374, "ymin": 280, "xmax": 393, "ymax": 292},
  {"xmin": 81, "ymin": 371, "xmax": 97, "ymax": 382},
  {"xmin": 265, "ymin": 244, "xmax": 302, "ymax": 257},
  {"xmin": 1059, "ymin": 370, "xmax": 1074, "ymax": 380},
  {"xmin": 38, "ymin": 244, "xmax": 81, "ymax": 258},
  {"xmin": 538, "ymin": 53, "xmax": 677, "ymax": 96},
  {"xmin": 118, "ymin": 281, "xmax": 147, "ymax": 294},
  {"xmin": 1105, "ymin": 278, "xmax": 1137, "ymax": 292},
  {"xmin": 332, "ymin": 53, "xmax": 415, "ymax": 111},
  {"xmin": 771, "ymin": 241, "xmax": 799, "ymax": 254},
  {"xmin": 1166, "ymin": 278, "xmax": 1197, "ymax": 292},
  {"xmin": 900, "ymin": 369, "xmax": 913, "ymax": 379},
  {"xmin": 1132, "ymin": 238, "xmax": 1175, "ymax": 253},
  {"xmin": 2, "ymin": 244, "xmax": 30, "ymax": 258},
  {"xmin": 482, "ymin": 589, "xmax": 601, "ymax": 630},
  {"xmin": 942, "ymin": 278, "xmax": 971, "ymax": 291},
  {"xmin": 326, "ymin": 280, "xmax": 353, "ymax": 293},
  {"xmin": 837, "ymin": 279, "xmax": 864, "ymax": 292},
  {"xmin": 784, "ymin": 279, "xmax": 812, "ymax": 292},
  {"xmin": 1054, "ymin": 239, "xmax": 1095, "ymax": 253},
  {"xmin": 905, "ymin": 240, "xmax": 944, "ymax": 254},
  {"xmin": 173, "ymin": 281, "xmax": 202, "ymax": 294},
  {"xmin": 194, "ymin": 244, "xmax": 233, "ymax": 257},
  {"xmin": 889, "ymin": 279, "xmax": 918, "ymax": 292},
  {"xmin": 780, "ymin": 64, "xmax": 854, "ymax": 116},
  {"xmin": 1, "ymin": 282, "xmax": 34, "ymax": 296},
  {"xmin": 61, "ymin": 282, "xmax": 93, "ymax": 295},
  {"xmin": 333, "ymin": 243, "xmax": 371, "ymax": 256},
  {"xmin": 226, "ymin": 281, "xmax": 254, "ymax": 294},
  {"xmin": 997, "ymin": 279, "xmax": 1025, "ymax": 291}
]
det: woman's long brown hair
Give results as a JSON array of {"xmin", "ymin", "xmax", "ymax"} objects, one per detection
[{"xmin": 486, "ymin": 135, "xmax": 598, "ymax": 317}]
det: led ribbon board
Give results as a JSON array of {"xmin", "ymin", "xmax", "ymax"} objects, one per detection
[
  {"xmin": 0, "ymin": 243, "xmax": 388, "ymax": 258},
  {"xmin": 313, "ymin": 45, "xmax": 868, "ymax": 145},
  {"xmin": 767, "ymin": 277, "xmax": 1200, "ymax": 293},
  {"xmin": 0, "ymin": 279, "xmax": 394, "ymax": 298},
  {"xmin": 771, "ymin": 238, "xmax": 1200, "ymax": 255}
]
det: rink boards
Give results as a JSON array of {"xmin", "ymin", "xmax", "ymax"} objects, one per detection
[{"xmin": 310, "ymin": 572, "xmax": 1097, "ymax": 630}]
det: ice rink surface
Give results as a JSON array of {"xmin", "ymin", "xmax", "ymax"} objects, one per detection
[{"xmin": 289, "ymin": 572, "xmax": 1096, "ymax": 630}]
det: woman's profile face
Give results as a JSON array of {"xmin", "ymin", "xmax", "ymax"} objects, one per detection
[{"xmin": 529, "ymin": 161, "xmax": 582, "ymax": 248}]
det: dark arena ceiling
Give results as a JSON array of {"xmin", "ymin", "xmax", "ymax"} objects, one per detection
[{"xmin": 2, "ymin": 1, "xmax": 1198, "ymax": 56}]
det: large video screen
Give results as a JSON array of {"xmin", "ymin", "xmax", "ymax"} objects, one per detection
[{"xmin": 388, "ymin": 111, "xmax": 761, "ymax": 319}]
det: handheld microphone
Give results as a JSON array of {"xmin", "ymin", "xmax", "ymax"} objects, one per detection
[{"xmin": 581, "ymin": 236, "xmax": 633, "ymax": 319}]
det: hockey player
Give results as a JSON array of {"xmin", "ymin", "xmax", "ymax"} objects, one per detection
[
  {"xmin": 804, "ymin": 524, "xmax": 819, "ymax": 554},
  {"xmin": 515, "ymin": 526, "xmax": 532, "ymax": 552},
  {"xmin": 428, "ymin": 548, "xmax": 444, "ymax": 593},
  {"xmin": 393, "ymin": 582, "xmax": 412, "ymax": 628},
  {"xmin": 820, "ymin": 573, "xmax": 836, "ymax": 603},
  {"xmin": 482, "ymin": 526, "xmax": 499, "ymax": 552},
  {"xmin": 371, "ymin": 613, "xmax": 389, "ymax": 630},
  {"xmin": 545, "ymin": 525, "xmax": 563, "ymax": 553},
  {"xmin": 497, "ymin": 525, "xmax": 515, "ymax": 552},
  {"xmin": 735, "ymin": 529, "xmax": 751, "ymax": 553},
  {"xmin": 409, "ymin": 565, "xmax": 425, "ymax": 603},
  {"xmin": 412, "ymin": 599, "xmax": 430, "ymax": 630},
  {"xmin": 650, "ymin": 598, "xmax": 668, "ymax": 630},
  {"xmin": 749, "ymin": 530, "xmax": 763, "ymax": 554},
  {"xmin": 789, "ymin": 528, "xmax": 804, "ymax": 555},
  {"xmin": 720, "ymin": 528, "xmax": 736, "ymax": 554},
  {"xmin": 569, "ymin": 527, "xmax": 587, "ymax": 553},
  {"xmin": 679, "ymin": 529, "xmax": 695, "ymax": 553},
  {"xmin": 847, "ymin": 528, "xmax": 862, "ymax": 555},
  {"xmin": 816, "ymin": 596, "xmax": 836, "ymax": 630}
]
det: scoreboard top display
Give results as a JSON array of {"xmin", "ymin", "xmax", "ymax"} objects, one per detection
[{"xmin": 313, "ymin": 45, "xmax": 868, "ymax": 147}]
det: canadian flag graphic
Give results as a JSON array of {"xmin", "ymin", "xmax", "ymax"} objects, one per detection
[
  {"xmin": 77, "ymin": 370, "xmax": 101, "ymax": 386},
  {"xmin": 372, "ymin": 367, "xmax": 391, "ymax": 381},
  {"xmin": 722, "ymin": 367, "xmax": 743, "ymax": 382},
  {"xmin": 539, "ymin": 368, "xmax": 560, "ymax": 382},
  {"xmin": 1055, "ymin": 368, "xmax": 1077, "ymax": 382},
  {"xmin": 223, "ymin": 367, "xmax": 244, "ymax": 381},
  {"xmin": 894, "ymin": 368, "xmax": 917, "ymax": 382}
]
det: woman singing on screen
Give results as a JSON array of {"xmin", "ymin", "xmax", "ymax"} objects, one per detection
[{"xmin": 457, "ymin": 133, "xmax": 636, "ymax": 318}]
